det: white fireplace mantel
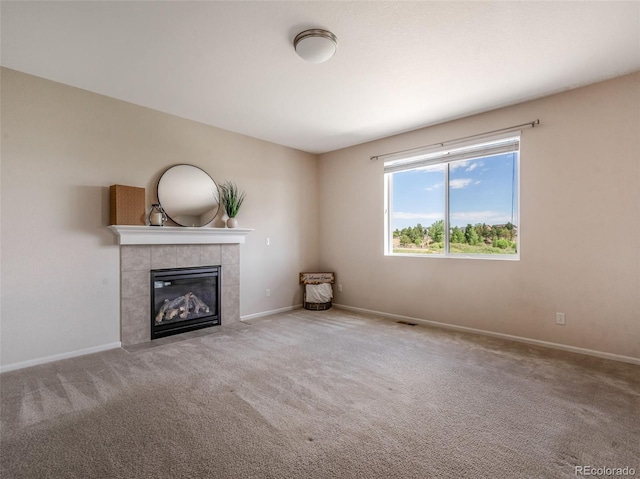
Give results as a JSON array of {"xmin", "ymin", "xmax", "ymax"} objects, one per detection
[{"xmin": 108, "ymin": 225, "xmax": 253, "ymax": 245}]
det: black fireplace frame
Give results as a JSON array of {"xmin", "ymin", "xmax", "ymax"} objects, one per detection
[{"xmin": 150, "ymin": 265, "xmax": 221, "ymax": 340}]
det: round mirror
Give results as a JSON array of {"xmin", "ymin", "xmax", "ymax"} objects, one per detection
[{"xmin": 157, "ymin": 165, "xmax": 220, "ymax": 227}]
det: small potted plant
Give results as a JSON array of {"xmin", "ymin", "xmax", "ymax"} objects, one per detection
[{"xmin": 219, "ymin": 181, "xmax": 246, "ymax": 228}]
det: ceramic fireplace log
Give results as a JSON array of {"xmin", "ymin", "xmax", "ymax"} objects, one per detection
[
  {"xmin": 155, "ymin": 300, "xmax": 170, "ymax": 323},
  {"xmin": 156, "ymin": 293, "xmax": 211, "ymax": 323},
  {"xmin": 190, "ymin": 294, "xmax": 210, "ymax": 314}
]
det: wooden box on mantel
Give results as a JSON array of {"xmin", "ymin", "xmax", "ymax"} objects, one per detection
[{"xmin": 110, "ymin": 185, "xmax": 146, "ymax": 225}]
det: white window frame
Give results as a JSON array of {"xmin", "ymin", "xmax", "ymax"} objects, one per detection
[{"xmin": 384, "ymin": 132, "xmax": 520, "ymax": 260}]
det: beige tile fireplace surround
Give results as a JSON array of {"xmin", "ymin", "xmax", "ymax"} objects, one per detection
[{"xmin": 110, "ymin": 226, "xmax": 252, "ymax": 346}]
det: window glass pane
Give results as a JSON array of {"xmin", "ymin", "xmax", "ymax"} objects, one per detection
[
  {"xmin": 391, "ymin": 164, "xmax": 445, "ymax": 255},
  {"xmin": 448, "ymin": 153, "xmax": 518, "ymax": 255}
]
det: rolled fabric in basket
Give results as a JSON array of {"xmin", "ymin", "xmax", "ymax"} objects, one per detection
[{"xmin": 305, "ymin": 283, "xmax": 333, "ymax": 303}]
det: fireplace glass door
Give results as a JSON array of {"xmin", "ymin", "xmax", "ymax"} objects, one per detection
[{"xmin": 150, "ymin": 266, "xmax": 221, "ymax": 339}]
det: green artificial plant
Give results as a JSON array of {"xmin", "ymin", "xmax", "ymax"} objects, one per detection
[{"xmin": 219, "ymin": 181, "xmax": 246, "ymax": 218}]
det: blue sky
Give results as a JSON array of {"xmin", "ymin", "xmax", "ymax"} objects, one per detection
[{"xmin": 390, "ymin": 153, "xmax": 518, "ymax": 231}]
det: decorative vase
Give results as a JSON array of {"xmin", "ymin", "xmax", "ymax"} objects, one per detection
[
  {"xmin": 226, "ymin": 217, "xmax": 238, "ymax": 228},
  {"xmin": 148, "ymin": 204, "xmax": 167, "ymax": 226}
]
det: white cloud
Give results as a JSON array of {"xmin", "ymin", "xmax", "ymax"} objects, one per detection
[
  {"xmin": 394, "ymin": 210, "xmax": 517, "ymax": 227},
  {"xmin": 425, "ymin": 182, "xmax": 443, "ymax": 191},
  {"xmin": 393, "ymin": 211, "xmax": 443, "ymax": 221},
  {"xmin": 465, "ymin": 161, "xmax": 483, "ymax": 172},
  {"xmin": 449, "ymin": 178, "xmax": 473, "ymax": 189},
  {"xmin": 449, "ymin": 161, "xmax": 469, "ymax": 171},
  {"xmin": 450, "ymin": 211, "xmax": 514, "ymax": 225}
]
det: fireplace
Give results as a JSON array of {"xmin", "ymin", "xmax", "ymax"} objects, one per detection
[
  {"xmin": 110, "ymin": 227, "xmax": 250, "ymax": 347},
  {"xmin": 150, "ymin": 265, "xmax": 221, "ymax": 339}
]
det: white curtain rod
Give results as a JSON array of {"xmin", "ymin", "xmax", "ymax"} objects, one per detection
[{"xmin": 370, "ymin": 119, "xmax": 540, "ymax": 161}]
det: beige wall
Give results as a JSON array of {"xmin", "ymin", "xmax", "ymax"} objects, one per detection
[
  {"xmin": 1, "ymin": 68, "xmax": 319, "ymax": 368},
  {"xmin": 318, "ymin": 72, "xmax": 640, "ymax": 361},
  {"xmin": 2, "ymin": 68, "xmax": 638, "ymax": 368}
]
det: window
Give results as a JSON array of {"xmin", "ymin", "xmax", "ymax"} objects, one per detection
[{"xmin": 384, "ymin": 133, "xmax": 519, "ymax": 259}]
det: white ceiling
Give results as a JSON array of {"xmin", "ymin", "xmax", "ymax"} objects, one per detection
[{"xmin": 2, "ymin": 1, "xmax": 639, "ymax": 154}]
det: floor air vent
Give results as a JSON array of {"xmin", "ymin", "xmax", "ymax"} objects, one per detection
[{"xmin": 396, "ymin": 320, "xmax": 417, "ymax": 326}]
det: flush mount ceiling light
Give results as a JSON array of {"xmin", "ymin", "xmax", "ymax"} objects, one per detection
[{"xmin": 294, "ymin": 29, "xmax": 338, "ymax": 63}]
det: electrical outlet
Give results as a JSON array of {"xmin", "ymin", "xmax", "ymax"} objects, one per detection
[
  {"xmin": 555, "ymin": 312, "xmax": 566, "ymax": 325},
  {"xmin": 265, "ymin": 289, "xmax": 270, "ymax": 297},
  {"xmin": 338, "ymin": 284, "xmax": 343, "ymax": 292},
  {"xmin": 266, "ymin": 237, "xmax": 270, "ymax": 246}
]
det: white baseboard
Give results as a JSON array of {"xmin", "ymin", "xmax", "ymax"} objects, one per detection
[
  {"xmin": 0, "ymin": 342, "xmax": 122, "ymax": 374},
  {"xmin": 333, "ymin": 303, "xmax": 640, "ymax": 366},
  {"xmin": 1, "ymin": 304, "xmax": 304, "ymax": 372},
  {"xmin": 4, "ymin": 306, "xmax": 636, "ymax": 372},
  {"xmin": 241, "ymin": 304, "xmax": 303, "ymax": 321}
]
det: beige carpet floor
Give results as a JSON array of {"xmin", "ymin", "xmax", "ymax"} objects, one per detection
[{"xmin": 1, "ymin": 308, "xmax": 638, "ymax": 478}]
